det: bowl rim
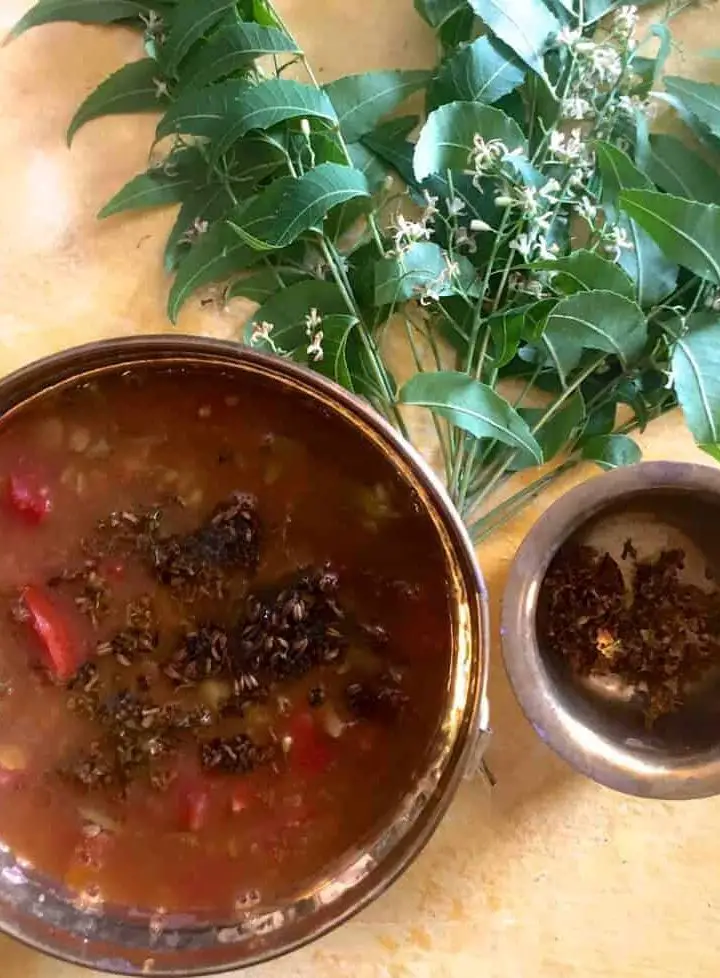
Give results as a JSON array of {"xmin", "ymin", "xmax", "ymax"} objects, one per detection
[
  {"xmin": 0, "ymin": 336, "xmax": 490, "ymax": 974},
  {"xmin": 501, "ymin": 460, "xmax": 720, "ymax": 801}
]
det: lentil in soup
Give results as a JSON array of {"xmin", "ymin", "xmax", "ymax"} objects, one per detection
[{"xmin": 0, "ymin": 364, "xmax": 452, "ymax": 916}]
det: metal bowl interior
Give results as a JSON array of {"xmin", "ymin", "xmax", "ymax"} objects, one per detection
[
  {"xmin": 502, "ymin": 461, "xmax": 720, "ymax": 801},
  {"xmin": 0, "ymin": 337, "xmax": 489, "ymax": 975}
]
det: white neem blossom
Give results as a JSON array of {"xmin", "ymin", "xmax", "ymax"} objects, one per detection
[
  {"xmin": 556, "ymin": 25, "xmax": 582, "ymax": 47},
  {"xmin": 509, "ymin": 233, "xmax": 535, "ymax": 261},
  {"xmin": 548, "ymin": 127, "xmax": 586, "ymax": 164},
  {"xmin": 250, "ymin": 321, "xmax": 275, "ymax": 346},
  {"xmin": 535, "ymin": 236, "xmax": 559, "ymax": 262},
  {"xmin": 452, "ymin": 226, "xmax": 477, "ymax": 254},
  {"xmin": 307, "ymin": 330, "xmax": 324, "ymax": 362},
  {"xmin": 589, "ymin": 44, "xmax": 623, "ymax": 85},
  {"xmin": 466, "ymin": 134, "xmax": 512, "ymax": 186},
  {"xmin": 153, "ymin": 77, "xmax": 170, "ymax": 99},
  {"xmin": 392, "ymin": 213, "xmax": 432, "ymax": 254},
  {"xmin": 422, "ymin": 191, "xmax": 439, "ymax": 223},
  {"xmin": 604, "ymin": 225, "xmax": 635, "ymax": 260},
  {"xmin": 470, "ymin": 218, "xmax": 492, "ymax": 233},
  {"xmin": 304, "ymin": 307, "xmax": 322, "ymax": 337},
  {"xmin": 562, "ymin": 95, "xmax": 592, "ymax": 120},
  {"xmin": 446, "ymin": 196, "xmax": 467, "ymax": 219},
  {"xmin": 613, "ymin": 5, "xmax": 639, "ymax": 37},
  {"xmin": 540, "ymin": 178, "xmax": 561, "ymax": 203},
  {"xmin": 575, "ymin": 196, "xmax": 598, "ymax": 224}
]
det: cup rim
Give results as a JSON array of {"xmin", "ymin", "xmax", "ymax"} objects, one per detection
[{"xmin": 501, "ymin": 460, "xmax": 720, "ymax": 801}]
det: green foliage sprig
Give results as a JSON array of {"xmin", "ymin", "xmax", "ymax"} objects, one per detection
[{"xmin": 10, "ymin": 0, "xmax": 720, "ymax": 542}]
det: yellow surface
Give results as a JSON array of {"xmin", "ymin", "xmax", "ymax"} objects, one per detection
[{"xmin": 1, "ymin": 3, "xmax": 720, "ymax": 976}]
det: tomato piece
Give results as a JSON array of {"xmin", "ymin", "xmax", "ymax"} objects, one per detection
[
  {"xmin": 22, "ymin": 585, "xmax": 80, "ymax": 681},
  {"xmin": 287, "ymin": 712, "xmax": 333, "ymax": 776},
  {"xmin": 181, "ymin": 786, "xmax": 210, "ymax": 832},
  {"xmin": 0, "ymin": 766, "xmax": 23, "ymax": 790},
  {"xmin": 6, "ymin": 473, "xmax": 52, "ymax": 524}
]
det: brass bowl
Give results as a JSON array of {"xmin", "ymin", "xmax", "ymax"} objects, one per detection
[
  {"xmin": 0, "ymin": 337, "xmax": 489, "ymax": 975},
  {"xmin": 502, "ymin": 461, "xmax": 720, "ymax": 800}
]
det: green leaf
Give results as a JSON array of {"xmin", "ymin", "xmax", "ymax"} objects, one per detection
[
  {"xmin": 542, "ymin": 290, "xmax": 648, "ymax": 385},
  {"xmin": 324, "ymin": 71, "xmax": 429, "ymax": 143},
  {"xmin": 664, "ymin": 76, "xmax": 720, "ymax": 141},
  {"xmin": 532, "ymin": 250, "xmax": 635, "ymax": 299},
  {"xmin": 596, "ymin": 141, "xmax": 678, "ymax": 305},
  {"xmin": 99, "ymin": 168, "xmax": 195, "ymax": 218},
  {"xmin": 229, "ymin": 163, "xmax": 370, "ymax": 250},
  {"xmin": 362, "ymin": 118, "xmax": 418, "ymax": 187},
  {"xmin": 168, "ymin": 218, "xmax": 263, "ymax": 321},
  {"xmin": 581, "ymin": 434, "xmax": 641, "ymax": 470},
  {"xmin": 225, "ymin": 268, "xmax": 309, "ymax": 304},
  {"xmin": 67, "ymin": 59, "xmax": 166, "ymax": 145},
  {"xmin": 619, "ymin": 190, "xmax": 720, "ymax": 285},
  {"xmin": 243, "ymin": 280, "xmax": 349, "ymax": 352},
  {"xmin": 646, "ymin": 134, "xmax": 720, "ymax": 206},
  {"xmin": 486, "ymin": 308, "xmax": 525, "ymax": 367},
  {"xmin": 398, "ymin": 371, "xmax": 543, "ymax": 461},
  {"xmin": 374, "ymin": 242, "xmax": 477, "ymax": 305},
  {"xmin": 467, "ymin": 0, "xmax": 560, "ymax": 80},
  {"xmin": 347, "ymin": 142, "xmax": 389, "ymax": 192},
  {"xmin": 164, "ymin": 184, "xmax": 234, "ymax": 273},
  {"xmin": 160, "ymin": 0, "xmax": 237, "ymax": 73},
  {"xmin": 671, "ymin": 312, "xmax": 720, "ymax": 453},
  {"xmin": 180, "ymin": 23, "xmax": 300, "ymax": 89},
  {"xmin": 312, "ymin": 315, "xmax": 361, "ymax": 392},
  {"xmin": 595, "ymin": 140, "xmax": 651, "ymax": 200},
  {"xmin": 428, "ymin": 35, "xmax": 526, "ymax": 109},
  {"xmin": 414, "ymin": 0, "xmax": 469, "ymax": 27},
  {"xmin": 158, "ymin": 79, "xmax": 338, "ymax": 162},
  {"xmin": 413, "ymin": 101, "xmax": 526, "ymax": 181},
  {"xmin": 9, "ymin": 0, "xmax": 148, "ymax": 37},
  {"xmin": 514, "ymin": 392, "xmax": 585, "ymax": 469}
]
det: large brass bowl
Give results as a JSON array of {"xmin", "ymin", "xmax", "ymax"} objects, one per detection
[{"xmin": 0, "ymin": 336, "xmax": 489, "ymax": 975}]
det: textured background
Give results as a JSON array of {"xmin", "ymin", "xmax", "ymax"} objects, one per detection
[{"xmin": 0, "ymin": 2, "xmax": 719, "ymax": 976}]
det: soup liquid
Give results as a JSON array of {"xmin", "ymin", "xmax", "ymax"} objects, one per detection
[{"xmin": 0, "ymin": 365, "xmax": 451, "ymax": 915}]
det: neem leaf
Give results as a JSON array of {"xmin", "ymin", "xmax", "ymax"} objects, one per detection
[
  {"xmin": 542, "ymin": 290, "xmax": 647, "ymax": 385},
  {"xmin": 581, "ymin": 434, "xmax": 641, "ymax": 470},
  {"xmin": 646, "ymin": 134, "xmax": 720, "ymax": 206},
  {"xmin": 156, "ymin": 79, "xmax": 337, "ymax": 155},
  {"xmin": 156, "ymin": 80, "xmax": 251, "ymax": 140},
  {"xmin": 9, "ymin": 0, "xmax": 148, "ymax": 38},
  {"xmin": 467, "ymin": 0, "xmax": 560, "ymax": 80},
  {"xmin": 160, "ymin": 0, "xmax": 237, "ymax": 73},
  {"xmin": 168, "ymin": 218, "xmax": 261, "ymax": 321},
  {"xmin": 532, "ymin": 250, "xmax": 635, "ymax": 299},
  {"xmin": 596, "ymin": 141, "xmax": 678, "ymax": 306},
  {"xmin": 99, "ymin": 168, "xmax": 196, "ymax": 218},
  {"xmin": 312, "ymin": 315, "xmax": 362, "ymax": 391},
  {"xmin": 664, "ymin": 76, "xmax": 720, "ymax": 141},
  {"xmin": 374, "ymin": 242, "xmax": 477, "ymax": 305},
  {"xmin": 226, "ymin": 268, "xmax": 309, "ymax": 304},
  {"xmin": 243, "ymin": 280, "xmax": 349, "ymax": 352},
  {"xmin": 428, "ymin": 35, "xmax": 526, "ymax": 109},
  {"xmin": 324, "ymin": 71, "xmax": 429, "ymax": 143},
  {"xmin": 229, "ymin": 163, "xmax": 369, "ymax": 250},
  {"xmin": 398, "ymin": 371, "xmax": 543, "ymax": 461},
  {"xmin": 67, "ymin": 59, "xmax": 166, "ymax": 145},
  {"xmin": 180, "ymin": 23, "xmax": 300, "ymax": 89},
  {"xmin": 671, "ymin": 312, "xmax": 720, "ymax": 455},
  {"xmin": 514, "ymin": 392, "xmax": 585, "ymax": 470},
  {"xmin": 414, "ymin": 0, "xmax": 469, "ymax": 27},
  {"xmin": 413, "ymin": 100, "xmax": 526, "ymax": 181},
  {"xmin": 164, "ymin": 184, "xmax": 234, "ymax": 273},
  {"xmin": 619, "ymin": 190, "xmax": 720, "ymax": 285}
]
